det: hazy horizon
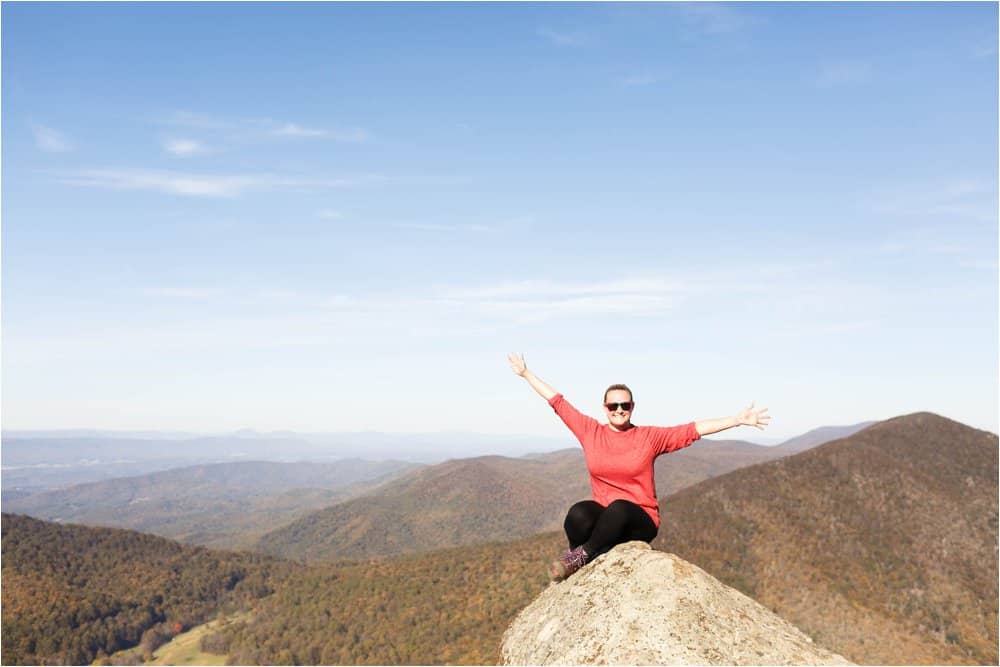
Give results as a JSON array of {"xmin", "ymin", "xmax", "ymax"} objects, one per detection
[
  {"xmin": 0, "ymin": 416, "xmax": 906, "ymax": 450},
  {"xmin": 4, "ymin": 3, "xmax": 997, "ymax": 440}
]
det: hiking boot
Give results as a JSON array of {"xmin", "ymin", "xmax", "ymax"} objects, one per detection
[{"xmin": 548, "ymin": 545, "xmax": 589, "ymax": 581}]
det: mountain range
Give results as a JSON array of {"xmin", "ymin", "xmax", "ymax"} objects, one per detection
[
  {"xmin": 252, "ymin": 423, "xmax": 873, "ymax": 562},
  {"xmin": 3, "ymin": 414, "xmax": 993, "ymax": 666},
  {"xmin": 654, "ymin": 412, "xmax": 998, "ymax": 665},
  {"xmin": 4, "ymin": 459, "xmax": 417, "ymax": 549},
  {"xmin": 6, "ymin": 422, "xmax": 871, "ymax": 557}
]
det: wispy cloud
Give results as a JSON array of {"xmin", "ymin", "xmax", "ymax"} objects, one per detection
[
  {"xmin": 317, "ymin": 209, "xmax": 344, "ymax": 220},
  {"xmin": 868, "ymin": 178, "xmax": 996, "ymax": 222},
  {"xmin": 391, "ymin": 222, "xmax": 491, "ymax": 233},
  {"xmin": 258, "ymin": 288, "xmax": 308, "ymax": 303},
  {"xmin": 157, "ymin": 110, "xmax": 252, "ymax": 130},
  {"xmin": 443, "ymin": 277, "xmax": 685, "ymax": 300},
  {"xmin": 46, "ymin": 265, "xmax": 846, "ymax": 360},
  {"xmin": 971, "ymin": 42, "xmax": 998, "ymax": 59},
  {"xmin": 958, "ymin": 259, "xmax": 998, "ymax": 271},
  {"xmin": 160, "ymin": 111, "xmax": 370, "ymax": 144},
  {"xmin": 163, "ymin": 138, "xmax": 211, "ymax": 157},
  {"xmin": 58, "ymin": 168, "xmax": 365, "ymax": 198},
  {"xmin": 673, "ymin": 3, "xmax": 753, "ymax": 35},
  {"xmin": 273, "ymin": 123, "xmax": 369, "ymax": 143},
  {"xmin": 139, "ymin": 287, "xmax": 226, "ymax": 298},
  {"xmin": 816, "ymin": 60, "xmax": 873, "ymax": 87},
  {"xmin": 537, "ymin": 27, "xmax": 589, "ymax": 47},
  {"xmin": 620, "ymin": 72, "xmax": 664, "ymax": 87},
  {"xmin": 31, "ymin": 123, "xmax": 74, "ymax": 152},
  {"xmin": 875, "ymin": 235, "xmax": 996, "ymax": 273},
  {"xmin": 435, "ymin": 276, "xmax": 688, "ymax": 322}
]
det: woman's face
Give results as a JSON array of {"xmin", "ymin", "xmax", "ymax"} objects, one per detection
[{"xmin": 603, "ymin": 389, "xmax": 634, "ymax": 431}]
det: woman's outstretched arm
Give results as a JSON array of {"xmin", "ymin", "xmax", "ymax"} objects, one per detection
[
  {"xmin": 695, "ymin": 403, "xmax": 770, "ymax": 436},
  {"xmin": 507, "ymin": 353, "xmax": 558, "ymax": 401}
]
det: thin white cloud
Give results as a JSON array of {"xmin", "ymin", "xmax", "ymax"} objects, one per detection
[
  {"xmin": 273, "ymin": 123, "xmax": 328, "ymax": 138},
  {"xmin": 537, "ymin": 27, "xmax": 589, "ymax": 47},
  {"xmin": 816, "ymin": 60, "xmax": 873, "ymax": 87},
  {"xmin": 443, "ymin": 278, "xmax": 685, "ymax": 300},
  {"xmin": 272, "ymin": 123, "xmax": 369, "ymax": 143},
  {"xmin": 160, "ymin": 110, "xmax": 238, "ymax": 130},
  {"xmin": 30, "ymin": 265, "xmax": 849, "ymax": 363},
  {"xmin": 317, "ymin": 209, "xmax": 344, "ymax": 220},
  {"xmin": 971, "ymin": 43, "xmax": 998, "ymax": 59},
  {"xmin": 620, "ymin": 72, "xmax": 662, "ymax": 87},
  {"xmin": 391, "ymin": 222, "xmax": 491, "ymax": 232},
  {"xmin": 673, "ymin": 3, "xmax": 753, "ymax": 35},
  {"xmin": 31, "ymin": 123, "xmax": 74, "ymax": 152},
  {"xmin": 872, "ymin": 216, "xmax": 996, "ymax": 271},
  {"xmin": 433, "ymin": 276, "xmax": 690, "ymax": 322},
  {"xmin": 139, "ymin": 287, "xmax": 226, "ymax": 298},
  {"xmin": 163, "ymin": 138, "xmax": 211, "ymax": 157},
  {"xmin": 58, "ymin": 168, "xmax": 363, "ymax": 198},
  {"xmin": 160, "ymin": 111, "xmax": 369, "ymax": 144},
  {"xmin": 868, "ymin": 178, "xmax": 996, "ymax": 222},
  {"xmin": 958, "ymin": 259, "xmax": 998, "ymax": 271},
  {"xmin": 771, "ymin": 320, "xmax": 881, "ymax": 338},
  {"xmin": 257, "ymin": 288, "xmax": 302, "ymax": 302},
  {"xmin": 459, "ymin": 293, "xmax": 676, "ymax": 319}
]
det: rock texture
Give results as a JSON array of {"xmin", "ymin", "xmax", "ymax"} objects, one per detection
[{"xmin": 500, "ymin": 542, "xmax": 852, "ymax": 666}]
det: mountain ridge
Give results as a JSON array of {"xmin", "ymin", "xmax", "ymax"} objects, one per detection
[
  {"xmin": 5, "ymin": 459, "xmax": 418, "ymax": 549},
  {"xmin": 253, "ymin": 422, "xmax": 875, "ymax": 562},
  {"xmin": 653, "ymin": 410, "xmax": 998, "ymax": 665}
]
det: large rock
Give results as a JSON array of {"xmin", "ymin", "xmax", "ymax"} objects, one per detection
[{"xmin": 500, "ymin": 541, "xmax": 852, "ymax": 666}]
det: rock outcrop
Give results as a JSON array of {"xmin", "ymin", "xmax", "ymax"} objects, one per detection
[{"xmin": 500, "ymin": 541, "xmax": 852, "ymax": 666}]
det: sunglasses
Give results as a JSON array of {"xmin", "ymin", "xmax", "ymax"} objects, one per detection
[{"xmin": 604, "ymin": 402, "xmax": 633, "ymax": 412}]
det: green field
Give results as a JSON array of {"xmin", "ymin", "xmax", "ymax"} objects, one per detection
[{"xmin": 147, "ymin": 613, "xmax": 251, "ymax": 666}]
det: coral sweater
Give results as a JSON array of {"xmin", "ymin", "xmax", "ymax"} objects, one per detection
[{"xmin": 549, "ymin": 393, "xmax": 700, "ymax": 527}]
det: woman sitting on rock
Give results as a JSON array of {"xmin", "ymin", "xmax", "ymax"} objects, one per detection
[{"xmin": 507, "ymin": 353, "xmax": 770, "ymax": 581}]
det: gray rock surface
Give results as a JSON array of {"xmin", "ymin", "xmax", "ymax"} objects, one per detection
[{"xmin": 500, "ymin": 541, "xmax": 853, "ymax": 666}]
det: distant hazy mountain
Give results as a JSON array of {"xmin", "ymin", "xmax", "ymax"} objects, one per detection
[
  {"xmin": 771, "ymin": 421, "xmax": 875, "ymax": 454},
  {"xmin": 0, "ymin": 435, "xmax": 314, "ymax": 467},
  {"xmin": 1, "ymin": 434, "xmax": 325, "ymax": 493},
  {"xmin": 654, "ymin": 412, "xmax": 998, "ymax": 665},
  {"xmin": 255, "ymin": 454, "xmax": 578, "ymax": 562},
  {"xmin": 255, "ymin": 428, "xmax": 850, "ymax": 562},
  {"xmin": 1, "ymin": 431, "xmax": 566, "ymax": 492},
  {"xmin": 4, "ymin": 459, "xmax": 418, "ymax": 549}
]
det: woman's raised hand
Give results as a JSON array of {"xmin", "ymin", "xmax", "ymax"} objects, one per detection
[
  {"xmin": 507, "ymin": 353, "xmax": 528, "ymax": 377},
  {"xmin": 736, "ymin": 402, "xmax": 771, "ymax": 430}
]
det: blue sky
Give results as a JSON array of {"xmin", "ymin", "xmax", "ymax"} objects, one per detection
[{"xmin": 3, "ymin": 2, "xmax": 997, "ymax": 444}]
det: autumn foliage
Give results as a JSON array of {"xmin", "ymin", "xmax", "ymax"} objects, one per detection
[{"xmin": 1, "ymin": 514, "xmax": 284, "ymax": 665}]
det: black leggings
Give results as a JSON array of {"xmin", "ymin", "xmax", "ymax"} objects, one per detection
[{"xmin": 563, "ymin": 499, "xmax": 658, "ymax": 559}]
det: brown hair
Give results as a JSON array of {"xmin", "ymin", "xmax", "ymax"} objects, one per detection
[{"xmin": 603, "ymin": 384, "xmax": 633, "ymax": 403}]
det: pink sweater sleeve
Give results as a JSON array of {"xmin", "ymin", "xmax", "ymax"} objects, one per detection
[
  {"xmin": 648, "ymin": 422, "xmax": 701, "ymax": 456},
  {"xmin": 548, "ymin": 394, "xmax": 599, "ymax": 446}
]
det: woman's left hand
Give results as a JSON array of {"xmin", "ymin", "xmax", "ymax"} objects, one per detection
[{"xmin": 736, "ymin": 403, "xmax": 770, "ymax": 430}]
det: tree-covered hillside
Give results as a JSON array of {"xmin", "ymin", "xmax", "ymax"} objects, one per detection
[{"xmin": 1, "ymin": 514, "xmax": 287, "ymax": 665}]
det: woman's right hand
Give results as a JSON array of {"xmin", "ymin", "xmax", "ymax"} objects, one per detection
[{"xmin": 507, "ymin": 353, "xmax": 527, "ymax": 377}]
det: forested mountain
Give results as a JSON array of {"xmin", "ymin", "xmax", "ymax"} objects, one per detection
[
  {"xmin": 0, "ymin": 514, "xmax": 288, "ymax": 665},
  {"xmin": 6, "ymin": 414, "xmax": 992, "ymax": 666},
  {"xmin": 1, "ymin": 511, "xmax": 562, "ymax": 666},
  {"xmin": 254, "ymin": 434, "xmax": 798, "ymax": 562},
  {"xmin": 219, "ymin": 532, "xmax": 565, "ymax": 665},
  {"xmin": 255, "ymin": 454, "xmax": 583, "ymax": 562},
  {"xmin": 4, "ymin": 459, "xmax": 417, "ymax": 549},
  {"xmin": 654, "ymin": 412, "xmax": 998, "ymax": 665}
]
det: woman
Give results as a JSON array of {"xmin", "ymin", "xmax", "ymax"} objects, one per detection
[{"xmin": 507, "ymin": 353, "xmax": 770, "ymax": 581}]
